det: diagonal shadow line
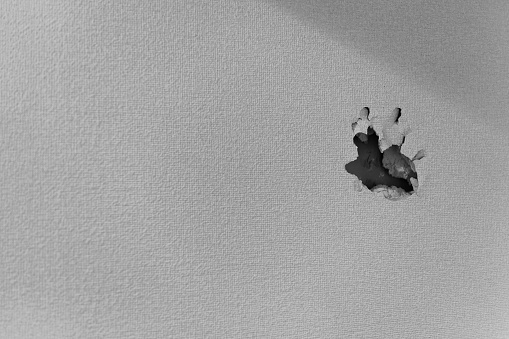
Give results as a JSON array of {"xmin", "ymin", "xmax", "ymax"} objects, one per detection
[{"xmin": 260, "ymin": 0, "xmax": 509, "ymax": 126}]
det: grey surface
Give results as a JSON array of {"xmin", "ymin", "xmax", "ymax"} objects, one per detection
[
  {"xmin": 263, "ymin": 0, "xmax": 509, "ymax": 128},
  {"xmin": 0, "ymin": 0, "xmax": 508, "ymax": 338}
]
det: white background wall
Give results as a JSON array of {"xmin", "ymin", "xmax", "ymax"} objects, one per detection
[{"xmin": 0, "ymin": 0, "xmax": 508, "ymax": 338}]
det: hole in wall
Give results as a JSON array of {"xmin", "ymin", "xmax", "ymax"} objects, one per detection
[{"xmin": 345, "ymin": 107, "xmax": 426, "ymax": 200}]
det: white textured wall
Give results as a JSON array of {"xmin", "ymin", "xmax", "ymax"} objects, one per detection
[{"xmin": 0, "ymin": 0, "xmax": 508, "ymax": 338}]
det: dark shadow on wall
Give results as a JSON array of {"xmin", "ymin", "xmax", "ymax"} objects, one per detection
[{"xmin": 260, "ymin": 0, "xmax": 509, "ymax": 125}]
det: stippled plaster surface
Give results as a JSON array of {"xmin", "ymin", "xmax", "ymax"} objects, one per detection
[{"xmin": 0, "ymin": 1, "xmax": 508, "ymax": 338}]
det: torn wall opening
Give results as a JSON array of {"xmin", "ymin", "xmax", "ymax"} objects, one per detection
[{"xmin": 345, "ymin": 107, "xmax": 425, "ymax": 200}]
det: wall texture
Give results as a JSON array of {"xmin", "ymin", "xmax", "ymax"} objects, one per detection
[{"xmin": 0, "ymin": 0, "xmax": 508, "ymax": 338}]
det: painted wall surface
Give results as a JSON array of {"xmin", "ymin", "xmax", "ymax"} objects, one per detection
[{"xmin": 0, "ymin": 1, "xmax": 508, "ymax": 338}]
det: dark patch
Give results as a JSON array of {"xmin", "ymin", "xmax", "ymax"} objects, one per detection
[
  {"xmin": 345, "ymin": 127, "xmax": 416, "ymax": 193},
  {"xmin": 394, "ymin": 107, "xmax": 401, "ymax": 123}
]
